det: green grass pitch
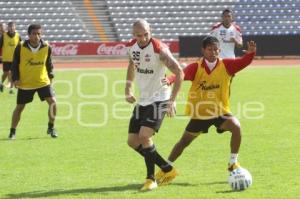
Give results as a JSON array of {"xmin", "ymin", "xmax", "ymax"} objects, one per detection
[{"xmin": 0, "ymin": 66, "xmax": 299, "ymax": 199}]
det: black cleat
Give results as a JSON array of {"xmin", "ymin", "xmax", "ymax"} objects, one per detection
[
  {"xmin": 0, "ymin": 84, "xmax": 3, "ymax": 92},
  {"xmin": 8, "ymin": 131, "xmax": 16, "ymax": 140},
  {"xmin": 47, "ymin": 128, "xmax": 58, "ymax": 138}
]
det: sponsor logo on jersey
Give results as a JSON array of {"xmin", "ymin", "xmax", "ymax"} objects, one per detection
[
  {"xmin": 137, "ymin": 67, "xmax": 154, "ymax": 74},
  {"xmin": 25, "ymin": 58, "xmax": 44, "ymax": 66},
  {"xmin": 145, "ymin": 54, "xmax": 151, "ymax": 62},
  {"xmin": 198, "ymin": 81, "xmax": 220, "ymax": 91}
]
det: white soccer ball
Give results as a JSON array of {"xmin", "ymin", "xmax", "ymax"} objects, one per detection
[{"xmin": 228, "ymin": 167, "xmax": 252, "ymax": 191}]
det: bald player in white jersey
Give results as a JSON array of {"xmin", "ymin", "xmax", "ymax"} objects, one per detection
[
  {"xmin": 125, "ymin": 19, "xmax": 184, "ymax": 191},
  {"xmin": 211, "ymin": 9, "xmax": 243, "ymax": 58}
]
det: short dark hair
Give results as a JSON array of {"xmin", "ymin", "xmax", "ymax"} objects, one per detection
[
  {"xmin": 28, "ymin": 24, "xmax": 42, "ymax": 35},
  {"xmin": 8, "ymin": 22, "xmax": 15, "ymax": 27},
  {"xmin": 222, "ymin": 8, "xmax": 233, "ymax": 16},
  {"xmin": 202, "ymin": 36, "xmax": 219, "ymax": 48}
]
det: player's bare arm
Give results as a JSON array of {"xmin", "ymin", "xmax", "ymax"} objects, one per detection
[
  {"xmin": 125, "ymin": 57, "xmax": 136, "ymax": 104},
  {"xmin": 160, "ymin": 48, "xmax": 184, "ymax": 116}
]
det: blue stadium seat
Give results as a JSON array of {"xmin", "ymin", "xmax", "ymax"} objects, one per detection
[{"xmin": 0, "ymin": 0, "xmax": 93, "ymax": 42}]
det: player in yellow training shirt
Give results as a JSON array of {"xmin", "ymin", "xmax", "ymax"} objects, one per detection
[
  {"xmin": 155, "ymin": 36, "xmax": 256, "ymax": 182},
  {"xmin": 9, "ymin": 24, "xmax": 58, "ymax": 139},
  {"xmin": 0, "ymin": 22, "xmax": 21, "ymax": 94}
]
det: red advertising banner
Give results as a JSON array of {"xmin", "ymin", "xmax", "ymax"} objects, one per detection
[{"xmin": 50, "ymin": 41, "xmax": 179, "ymax": 56}]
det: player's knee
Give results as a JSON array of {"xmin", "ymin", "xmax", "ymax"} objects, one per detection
[
  {"xmin": 230, "ymin": 125, "xmax": 241, "ymax": 136},
  {"xmin": 127, "ymin": 139, "xmax": 136, "ymax": 149},
  {"xmin": 227, "ymin": 118, "xmax": 241, "ymax": 133},
  {"xmin": 127, "ymin": 135, "xmax": 141, "ymax": 149},
  {"xmin": 49, "ymin": 98, "xmax": 57, "ymax": 105},
  {"xmin": 138, "ymin": 133, "xmax": 150, "ymax": 143}
]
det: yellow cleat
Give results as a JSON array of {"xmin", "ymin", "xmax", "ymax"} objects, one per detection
[
  {"xmin": 155, "ymin": 169, "xmax": 165, "ymax": 182},
  {"xmin": 140, "ymin": 179, "xmax": 158, "ymax": 191},
  {"xmin": 156, "ymin": 167, "xmax": 179, "ymax": 186},
  {"xmin": 228, "ymin": 162, "xmax": 241, "ymax": 172}
]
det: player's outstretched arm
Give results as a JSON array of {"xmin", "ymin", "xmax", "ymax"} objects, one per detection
[{"xmin": 223, "ymin": 41, "xmax": 257, "ymax": 75}]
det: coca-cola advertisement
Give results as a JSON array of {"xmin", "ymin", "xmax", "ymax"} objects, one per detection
[
  {"xmin": 50, "ymin": 41, "xmax": 178, "ymax": 56},
  {"xmin": 97, "ymin": 43, "xmax": 127, "ymax": 55},
  {"xmin": 51, "ymin": 43, "xmax": 79, "ymax": 56}
]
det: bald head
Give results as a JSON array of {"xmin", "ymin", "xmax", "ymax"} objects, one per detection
[
  {"xmin": 132, "ymin": 19, "xmax": 152, "ymax": 48},
  {"xmin": 133, "ymin": 19, "xmax": 150, "ymax": 30}
]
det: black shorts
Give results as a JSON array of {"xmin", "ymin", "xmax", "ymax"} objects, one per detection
[
  {"xmin": 3, "ymin": 62, "xmax": 12, "ymax": 72},
  {"xmin": 185, "ymin": 114, "xmax": 232, "ymax": 134},
  {"xmin": 17, "ymin": 85, "xmax": 55, "ymax": 104},
  {"xmin": 128, "ymin": 100, "xmax": 168, "ymax": 134}
]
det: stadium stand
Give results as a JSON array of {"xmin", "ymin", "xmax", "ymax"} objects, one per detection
[
  {"xmin": 0, "ymin": 0, "xmax": 116, "ymax": 42},
  {"xmin": 107, "ymin": 0, "xmax": 300, "ymax": 41},
  {"xmin": 1, "ymin": 0, "xmax": 299, "ymax": 42},
  {"xmin": 107, "ymin": 0, "xmax": 235, "ymax": 41},
  {"xmin": 234, "ymin": 0, "xmax": 300, "ymax": 35},
  {"xmin": 70, "ymin": 0, "xmax": 117, "ymax": 41}
]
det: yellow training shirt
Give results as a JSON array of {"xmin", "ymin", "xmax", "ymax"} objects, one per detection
[
  {"xmin": 2, "ymin": 32, "xmax": 20, "ymax": 62},
  {"xmin": 185, "ymin": 58, "xmax": 232, "ymax": 119},
  {"xmin": 19, "ymin": 42, "xmax": 50, "ymax": 89}
]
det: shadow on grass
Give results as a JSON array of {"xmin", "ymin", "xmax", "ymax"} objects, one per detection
[
  {"xmin": 0, "ymin": 137, "xmax": 50, "ymax": 142},
  {"xmin": 198, "ymin": 181, "xmax": 237, "ymax": 194},
  {"xmin": 3, "ymin": 184, "xmax": 141, "ymax": 199},
  {"xmin": 169, "ymin": 182, "xmax": 199, "ymax": 187},
  {"xmin": 205, "ymin": 181, "xmax": 240, "ymax": 194},
  {"xmin": 3, "ymin": 182, "xmax": 199, "ymax": 198},
  {"xmin": 200, "ymin": 181, "xmax": 227, "ymax": 186},
  {"xmin": 216, "ymin": 190, "xmax": 238, "ymax": 194}
]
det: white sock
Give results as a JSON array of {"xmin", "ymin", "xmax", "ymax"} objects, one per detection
[
  {"xmin": 167, "ymin": 160, "xmax": 173, "ymax": 166},
  {"xmin": 229, "ymin": 153, "xmax": 238, "ymax": 165}
]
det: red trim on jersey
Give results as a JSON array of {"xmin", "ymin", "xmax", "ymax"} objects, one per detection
[
  {"xmin": 126, "ymin": 39, "xmax": 137, "ymax": 47},
  {"xmin": 223, "ymin": 52, "xmax": 255, "ymax": 75},
  {"xmin": 167, "ymin": 62, "xmax": 198, "ymax": 83},
  {"xmin": 232, "ymin": 23, "xmax": 242, "ymax": 33},
  {"xmin": 151, "ymin": 38, "xmax": 167, "ymax": 54},
  {"xmin": 211, "ymin": 22, "xmax": 222, "ymax": 31},
  {"xmin": 167, "ymin": 52, "xmax": 255, "ymax": 84}
]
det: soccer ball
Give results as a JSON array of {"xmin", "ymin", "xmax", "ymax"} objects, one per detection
[{"xmin": 228, "ymin": 167, "xmax": 252, "ymax": 191}]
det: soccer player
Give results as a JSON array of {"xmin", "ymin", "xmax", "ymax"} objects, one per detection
[
  {"xmin": 211, "ymin": 9, "xmax": 243, "ymax": 58},
  {"xmin": 125, "ymin": 19, "xmax": 184, "ymax": 191},
  {"xmin": 9, "ymin": 24, "xmax": 58, "ymax": 139},
  {"xmin": 0, "ymin": 23, "xmax": 6, "ymax": 80},
  {"xmin": 156, "ymin": 36, "xmax": 256, "ymax": 176},
  {"xmin": 0, "ymin": 22, "xmax": 21, "ymax": 94}
]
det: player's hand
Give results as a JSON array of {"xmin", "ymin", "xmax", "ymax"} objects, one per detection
[
  {"xmin": 125, "ymin": 93, "xmax": 136, "ymax": 104},
  {"xmin": 161, "ymin": 77, "xmax": 171, "ymax": 86},
  {"xmin": 14, "ymin": 80, "xmax": 20, "ymax": 88},
  {"xmin": 166, "ymin": 100, "xmax": 176, "ymax": 117},
  {"xmin": 245, "ymin": 41, "xmax": 256, "ymax": 53}
]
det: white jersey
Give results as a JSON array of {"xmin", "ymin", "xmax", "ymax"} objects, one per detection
[
  {"xmin": 127, "ymin": 38, "xmax": 171, "ymax": 106},
  {"xmin": 211, "ymin": 22, "xmax": 242, "ymax": 58}
]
